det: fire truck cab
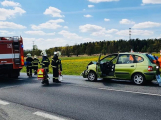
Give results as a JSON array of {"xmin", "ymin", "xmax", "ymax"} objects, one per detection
[{"xmin": 0, "ymin": 36, "xmax": 24, "ymax": 78}]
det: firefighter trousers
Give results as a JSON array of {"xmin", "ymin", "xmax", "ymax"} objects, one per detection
[
  {"xmin": 33, "ymin": 66, "xmax": 38, "ymax": 75},
  {"xmin": 27, "ymin": 66, "xmax": 32, "ymax": 76},
  {"xmin": 52, "ymin": 68, "xmax": 59, "ymax": 82},
  {"xmin": 44, "ymin": 68, "xmax": 49, "ymax": 80}
]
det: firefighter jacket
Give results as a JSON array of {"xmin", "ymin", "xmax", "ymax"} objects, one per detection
[
  {"xmin": 33, "ymin": 58, "xmax": 39, "ymax": 67},
  {"xmin": 51, "ymin": 55, "xmax": 62, "ymax": 71},
  {"xmin": 41, "ymin": 56, "xmax": 50, "ymax": 69},
  {"xmin": 26, "ymin": 57, "xmax": 33, "ymax": 67}
]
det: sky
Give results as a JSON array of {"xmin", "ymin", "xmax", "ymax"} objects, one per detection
[{"xmin": 0, "ymin": 0, "xmax": 161, "ymax": 50}]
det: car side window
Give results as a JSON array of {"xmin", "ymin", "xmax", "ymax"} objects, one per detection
[
  {"xmin": 117, "ymin": 54, "xmax": 134, "ymax": 64},
  {"xmin": 134, "ymin": 55, "xmax": 144, "ymax": 63}
]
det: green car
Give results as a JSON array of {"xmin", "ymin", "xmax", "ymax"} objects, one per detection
[{"xmin": 81, "ymin": 53, "xmax": 156, "ymax": 85}]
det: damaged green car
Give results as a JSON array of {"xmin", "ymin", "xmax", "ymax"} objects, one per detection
[{"xmin": 81, "ymin": 53, "xmax": 156, "ymax": 85}]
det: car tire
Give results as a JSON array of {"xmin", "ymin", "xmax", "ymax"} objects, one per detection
[
  {"xmin": 132, "ymin": 73, "xmax": 145, "ymax": 85},
  {"xmin": 88, "ymin": 71, "xmax": 97, "ymax": 82}
]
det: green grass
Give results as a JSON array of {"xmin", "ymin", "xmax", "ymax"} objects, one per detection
[{"xmin": 21, "ymin": 55, "xmax": 106, "ymax": 76}]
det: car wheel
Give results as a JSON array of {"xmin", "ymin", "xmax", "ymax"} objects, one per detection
[
  {"xmin": 132, "ymin": 73, "xmax": 145, "ymax": 85},
  {"xmin": 88, "ymin": 71, "xmax": 97, "ymax": 81}
]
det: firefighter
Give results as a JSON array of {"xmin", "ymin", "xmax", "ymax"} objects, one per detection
[
  {"xmin": 26, "ymin": 53, "xmax": 33, "ymax": 77},
  {"xmin": 32, "ymin": 55, "xmax": 39, "ymax": 75},
  {"xmin": 51, "ymin": 51, "xmax": 62, "ymax": 83},
  {"xmin": 40, "ymin": 51, "xmax": 50, "ymax": 84}
]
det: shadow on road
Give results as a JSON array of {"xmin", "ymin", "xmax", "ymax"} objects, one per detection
[
  {"xmin": 85, "ymin": 79, "xmax": 159, "ymax": 87},
  {"xmin": 103, "ymin": 79, "xmax": 159, "ymax": 87},
  {"xmin": 0, "ymin": 76, "xmax": 37, "ymax": 89},
  {"xmin": 41, "ymin": 82, "xmax": 73, "ymax": 88}
]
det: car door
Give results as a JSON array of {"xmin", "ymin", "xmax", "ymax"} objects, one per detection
[
  {"xmin": 115, "ymin": 54, "xmax": 137, "ymax": 79},
  {"xmin": 97, "ymin": 54, "xmax": 118, "ymax": 77},
  {"xmin": 96, "ymin": 54, "xmax": 102, "ymax": 77}
]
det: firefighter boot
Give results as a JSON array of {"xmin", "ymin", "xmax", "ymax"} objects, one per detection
[
  {"xmin": 55, "ymin": 79, "xmax": 61, "ymax": 83},
  {"xmin": 41, "ymin": 80, "xmax": 45, "ymax": 84},
  {"xmin": 43, "ymin": 79, "xmax": 49, "ymax": 85},
  {"xmin": 53, "ymin": 78, "xmax": 56, "ymax": 83}
]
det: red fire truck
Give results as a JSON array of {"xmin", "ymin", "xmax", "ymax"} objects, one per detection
[{"xmin": 0, "ymin": 36, "xmax": 24, "ymax": 78}]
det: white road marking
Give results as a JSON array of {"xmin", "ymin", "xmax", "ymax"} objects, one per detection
[
  {"xmin": 98, "ymin": 88, "xmax": 161, "ymax": 97},
  {"xmin": 67, "ymin": 84, "xmax": 161, "ymax": 97},
  {"xmin": 33, "ymin": 111, "xmax": 71, "ymax": 120},
  {"xmin": 0, "ymin": 99, "xmax": 10, "ymax": 105}
]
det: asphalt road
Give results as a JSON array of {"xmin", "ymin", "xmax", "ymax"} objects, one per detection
[{"xmin": 0, "ymin": 73, "xmax": 161, "ymax": 120}]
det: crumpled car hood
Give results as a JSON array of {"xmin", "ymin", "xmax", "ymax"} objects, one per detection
[{"xmin": 88, "ymin": 61, "xmax": 97, "ymax": 65}]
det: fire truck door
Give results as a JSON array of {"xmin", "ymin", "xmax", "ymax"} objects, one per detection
[{"xmin": 0, "ymin": 42, "xmax": 13, "ymax": 64}]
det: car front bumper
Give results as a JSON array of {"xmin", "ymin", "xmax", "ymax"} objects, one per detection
[{"xmin": 81, "ymin": 70, "xmax": 89, "ymax": 78}]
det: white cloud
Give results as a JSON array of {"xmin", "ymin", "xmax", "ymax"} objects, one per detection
[
  {"xmin": 88, "ymin": 5, "xmax": 94, "ymax": 8},
  {"xmin": 106, "ymin": 29, "xmax": 118, "ymax": 33},
  {"xmin": 79, "ymin": 24, "xmax": 105, "ymax": 32},
  {"xmin": 0, "ymin": 30, "xmax": 14, "ymax": 35},
  {"xmin": 91, "ymin": 32, "xmax": 111, "ymax": 37},
  {"xmin": 23, "ymin": 37, "xmax": 102, "ymax": 50},
  {"xmin": 31, "ymin": 19, "xmax": 64, "ymax": 30},
  {"xmin": 0, "ymin": 21, "xmax": 26, "ymax": 29},
  {"xmin": 132, "ymin": 21, "xmax": 161, "ymax": 28},
  {"xmin": 83, "ymin": 38, "xmax": 98, "ymax": 42},
  {"xmin": 116, "ymin": 29, "xmax": 153, "ymax": 36},
  {"xmin": 0, "ymin": 7, "xmax": 26, "ymax": 20},
  {"xmin": 142, "ymin": 0, "xmax": 161, "ymax": 4},
  {"xmin": 104, "ymin": 18, "xmax": 110, "ymax": 22},
  {"xmin": 25, "ymin": 31, "xmax": 55, "ymax": 35},
  {"xmin": 58, "ymin": 30, "xmax": 82, "ymax": 39},
  {"xmin": 23, "ymin": 37, "xmax": 78, "ymax": 50},
  {"xmin": 120, "ymin": 19, "xmax": 135, "ymax": 24},
  {"xmin": 84, "ymin": 14, "xmax": 93, "ymax": 18},
  {"xmin": 157, "ymin": 34, "xmax": 161, "ymax": 39},
  {"xmin": 64, "ymin": 26, "xmax": 68, "ymax": 29},
  {"xmin": 79, "ymin": 24, "xmax": 118, "ymax": 37},
  {"xmin": 1, "ymin": 0, "xmax": 21, "ymax": 7},
  {"xmin": 88, "ymin": 0, "xmax": 119, "ymax": 3},
  {"xmin": 44, "ymin": 6, "xmax": 64, "ymax": 18},
  {"xmin": 91, "ymin": 29, "xmax": 118, "ymax": 36}
]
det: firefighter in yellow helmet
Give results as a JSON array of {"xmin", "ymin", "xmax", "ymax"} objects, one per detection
[
  {"xmin": 51, "ymin": 51, "xmax": 62, "ymax": 83},
  {"xmin": 32, "ymin": 55, "xmax": 39, "ymax": 75},
  {"xmin": 26, "ymin": 53, "xmax": 33, "ymax": 77},
  {"xmin": 40, "ymin": 51, "xmax": 50, "ymax": 84}
]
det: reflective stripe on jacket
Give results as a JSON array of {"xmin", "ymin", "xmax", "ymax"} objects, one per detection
[{"xmin": 33, "ymin": 58, "xmax": 39, "ymax": 67}]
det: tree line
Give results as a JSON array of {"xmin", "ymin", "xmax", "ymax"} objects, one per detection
[{"xmin": 24, "ymin": 38, "xmax": 161, "ymax": 57}]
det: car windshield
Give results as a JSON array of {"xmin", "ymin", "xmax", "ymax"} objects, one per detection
[
  {"xmin": 100, "ymin": 54, "xmax": 118, "ymax": 63},
  {"xmin": 146, "ymin": 54, "xmax": 156, "ymax": 64}
]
